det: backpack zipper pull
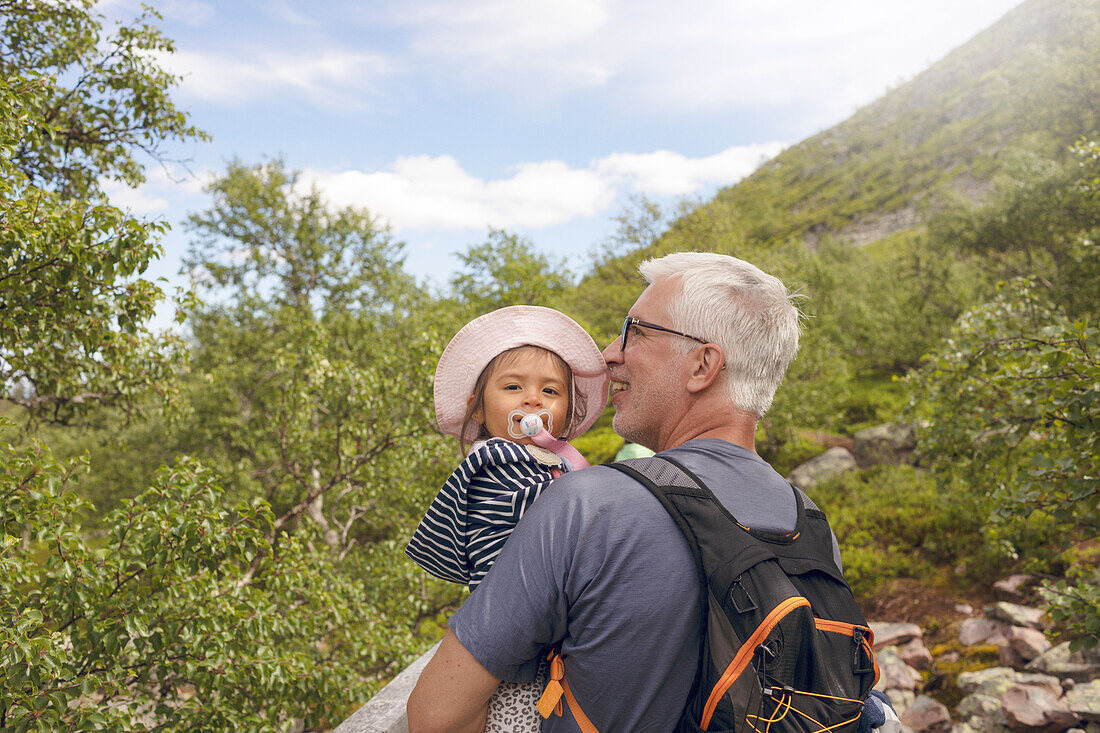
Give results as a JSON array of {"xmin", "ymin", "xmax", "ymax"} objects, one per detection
[{"xmin": 730, "ymin": 574, "xmax": 757, "ymax": 614}]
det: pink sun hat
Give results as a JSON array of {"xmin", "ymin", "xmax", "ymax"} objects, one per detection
[{"xmin": 434, "ymin": 306, "xmax": 610, "ymax": 443}]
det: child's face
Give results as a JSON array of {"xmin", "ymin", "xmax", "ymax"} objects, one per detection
[{"xmin": 474, "ymin": 348, "xmax": 570, "ymax": 445}]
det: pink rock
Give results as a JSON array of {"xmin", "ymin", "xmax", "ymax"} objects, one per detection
[
  {"xmin": 870, "ymin": 621, "xmax": 923, "ymax": 650},
  {"xmin": 1002, "ymin": 684, "xmax": 1078, "ymax": 732},
  {"xmin": 960, "ymin": 617, "xmax": 1009, "ymax": 646},
  {"xmin": 900, "ymin": 638, "xmax": 934, "ymax": 671},
  {"xmin": 875, "ymin": 648, "xmax": 923, "ymax": 692},
  {"xmin": 994, "ymin": 574, "xmax": 1035, "ymax": 599},
  {"xmin": 1000, "ymin": 640, "xmax": 1028, "ymax": 669},
  {"xmin": 899, "ymin": 695, "xmax": 952, "ymax": 733},
  {"xmin": 1006, "ymin": 626, "xmax": 1052, "ymax": 662}
]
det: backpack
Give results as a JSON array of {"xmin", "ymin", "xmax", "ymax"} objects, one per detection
[{"xmin": 538, "ymin": 455, "xmax": 879, "ymax": 732}]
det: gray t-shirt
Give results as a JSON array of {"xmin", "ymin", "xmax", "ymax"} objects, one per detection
[{"xmin": 448, "ymin": 438, "xmax": 835, "ymax": 732}]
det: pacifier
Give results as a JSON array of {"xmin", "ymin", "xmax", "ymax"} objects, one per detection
[
  {"xmin": 507, "ymin": 409, "xmax": 590, "ymax": 471},
  {"xmin": 507, "ymin": 409, "xmax": 553, "ymax": 439}
]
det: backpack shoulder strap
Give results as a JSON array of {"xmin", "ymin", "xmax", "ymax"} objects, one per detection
[{"xmin": 606, "ymin": 455, "xmax": 712, "ymax": 588}]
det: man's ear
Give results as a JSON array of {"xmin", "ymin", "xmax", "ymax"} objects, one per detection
[{"xmin": 685, "ymin": 344, "xmax": 726, "ymax": 394}]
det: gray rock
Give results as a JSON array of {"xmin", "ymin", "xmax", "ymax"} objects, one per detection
[
  {"xmin": 873, "ymin": 622, "xmax": 924, "ymax": 650},
  {"xmin": 956, "ymin": 603, "xmax": 975, "ymax": 616},
  {"xmin": 890, "ymin": 689, "xmax": 918, "ymax": 715},
  {"xmin": 787, "ymin": 446, "xmax": 857, "ymax": 489},
  {"xmin": 989, "ymin": 602, "xmax": 1046, "ymax": 629},
  {"xmin": 1027, "ymin": 642, "xmax": 1100, "ymax": 683},
  {"xmin": 955, "ymin": 692, "xmax": 1006, "ymax": 722},
  {"xmin": 900, "ymin": 695, "xmax": 953, "ymax": 733},
  {"xmin": 1002, "ymin": 683, "xmax": 1078, "ymax": 732},
  {"xmin": 875, "ymin": 647, "xmax": 924, "ymax": 693},
  {"xmin": 1011, "ymin": 672, "xmax": 1072, "ymax": 699},
  {"xmin": 953, "ymin": 721, "xmax": 1011, "ymax": 733},
  {"xmin": 993, "ymin": 575, "xmax": 1035, "ymax": 599},
  {"xmin": 853, "ymin": 422, "xmax": 917, "ymax": 467},
  {"xmin": 1064, "ymin": 679, "xmax": 1100, "ymax": 722},
  {"xmin": 960, "ymin": 617, "xmax": 1010, "ymax": 646},
  {"xmin": 957, "ymin": 667, "xmax": 1018, "ymax": 696}
]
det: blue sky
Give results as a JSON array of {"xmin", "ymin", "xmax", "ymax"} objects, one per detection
[{"xmin": 97, "ymin": 0, "xmax": 1024, "ymax": 316}]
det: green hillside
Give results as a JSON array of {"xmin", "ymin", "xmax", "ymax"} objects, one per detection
[{"xmin": 572, "ymin": 0, "xmax": 1100, "ymax": 338}]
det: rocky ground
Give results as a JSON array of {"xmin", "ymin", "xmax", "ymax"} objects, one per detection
[
  {"xmin": 866, "ymin": 575, "xmax": 1099, "ymax": 732},
  {"xmin": 785, "ymin": 425, "xmax": 1099, "ymax": 731}
]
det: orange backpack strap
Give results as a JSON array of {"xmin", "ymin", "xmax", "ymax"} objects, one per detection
[{"xmin": 536, "ymin": 649, "xmax": 599, "ymax": 733}]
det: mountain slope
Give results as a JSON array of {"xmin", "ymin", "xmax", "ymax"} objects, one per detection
[{"xmin": 572, "ymin": 0, "xmax": 1100, "ymax": 335}]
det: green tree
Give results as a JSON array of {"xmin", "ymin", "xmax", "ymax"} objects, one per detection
[
  {"xmin": 0, "ymin": 0, "xmax": 204, "ymax": 420},
  {"xmin": 1, "ymin": 440, "xmax": 381, "ymax": 731},
  {"xmin": 176, "ymin": 157, "xmax": 465, "ymax": 687},
  {"xmin": 450, "ymin": 228, "xmax": 574, "ymax": 314},
  {"xmin": 910, "ymin": 280, "xmax": 1098, "ymax": 647},
  {"xmin": 1, "ymin": 0, "xmax": 205, "ymax": 196},
  {"xmin": 908, "ymin": 142, "xmax": 1100, "ymax": 649},
  {"xmin": 929, "ymin": 145, "xmax": 1100, "ymax": 319}
]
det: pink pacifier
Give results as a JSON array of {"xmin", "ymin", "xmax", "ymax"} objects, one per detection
[{"xmin": 512, "ymin": 411, "xmax": 590, "ymax": 471}]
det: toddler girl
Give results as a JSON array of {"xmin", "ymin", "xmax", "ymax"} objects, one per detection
[{"xmin": 406, "ymin": 305, "xmax": 609, "ymax": 731}]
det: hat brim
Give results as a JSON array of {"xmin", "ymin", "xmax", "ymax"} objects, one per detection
[{"xmin": 434, "ymin": 306, "xmax": 610, "ymax": 443}]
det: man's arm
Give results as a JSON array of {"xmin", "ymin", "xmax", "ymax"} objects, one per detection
[{"xmin": 407, "ymin": 629, "xmax": 501, "ymax": 733}]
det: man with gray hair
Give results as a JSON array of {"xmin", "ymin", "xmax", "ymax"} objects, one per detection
[{"xmin": 408, "ymin": 252, "xmax": 849, "ymax": 732}]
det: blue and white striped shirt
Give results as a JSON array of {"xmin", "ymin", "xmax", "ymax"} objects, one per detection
[{"xmin": 405, "ymin": 438, "xmax": 565, "ymax": 588}]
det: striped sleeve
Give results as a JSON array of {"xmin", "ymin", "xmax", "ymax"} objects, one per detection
[{"xmin": 405, "ymin": 440, "xmax": 559, "ymax": 588}]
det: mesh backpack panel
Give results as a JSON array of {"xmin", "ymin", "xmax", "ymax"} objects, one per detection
[{"xmin": 609, "ymin": 456, "xmax": 878, "ymax": 733}]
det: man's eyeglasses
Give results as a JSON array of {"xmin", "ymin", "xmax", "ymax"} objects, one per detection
[{"xmin": 619, "ymin": 316, "xmax": 708, "ymax": 352}]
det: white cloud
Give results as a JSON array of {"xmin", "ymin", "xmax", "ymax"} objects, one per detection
[
  {"xmin": 597, "ymin": 143, "xmax": 786, "ymax": 196},
  {"xmin": 384, "ymin": 0, "xmax": 1022, "ymax": 116},
  {"xmin": 305, "ymin": 155, "xmax": 613, "ymax": 231},
  {"xmin": 303, "ymin": 142, "xmax": 780, "ymax": 232},
  {"xmin": 163, "ymin": 48, "xmax": 393, "ymax": 107}
]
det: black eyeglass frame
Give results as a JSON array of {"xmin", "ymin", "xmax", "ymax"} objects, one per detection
[{"xmin": 619, "ymin": 316, "xmax": 709, "ymax": 352}]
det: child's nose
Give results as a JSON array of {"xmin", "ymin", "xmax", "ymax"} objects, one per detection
[{"xmin": 522, "ymin": 390, "xmax": 542, "ymax": 407}]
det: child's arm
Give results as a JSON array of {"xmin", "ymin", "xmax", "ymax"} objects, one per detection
[{"xmin": 406, "ymin": 440, "xmax": 557, "ymax": 587}]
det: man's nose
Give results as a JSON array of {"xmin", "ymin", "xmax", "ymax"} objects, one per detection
[{"xmin": 602, "ymin": 337, "xmax": 623, "ymax": 366}]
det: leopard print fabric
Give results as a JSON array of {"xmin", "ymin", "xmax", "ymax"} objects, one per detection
[{"xmin": 484, "ymin": 657, "xmax": 549, "ymax": 732}]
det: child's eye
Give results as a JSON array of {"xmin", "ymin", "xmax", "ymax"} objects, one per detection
[
  {"xmin": 543, "ymin": 388, "xmax": 559, "ymax": 396},
  {"xmin": 504, "ymin": 384, "xmax": 521, "ymax": 391}
]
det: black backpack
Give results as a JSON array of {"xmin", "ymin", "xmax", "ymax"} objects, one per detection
[{"xmin": 607, "ymin": 455, "xmax": 879, "ymax": 733}]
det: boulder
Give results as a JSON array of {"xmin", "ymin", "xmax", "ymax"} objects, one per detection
[
  {"xmin": 900, "ymin": 695, "xmax": 953, "ymax": 733},
  {"xmin": 787, "ymin": 446, "xmax": 857, "ymax": 489},
  {"xmin": 959, "ymin": 617, "xmax": 1010, "ymax": 646},
  {"xmin": 989, "ymin": 602, "xmax": 1046, "ymax": 629},
  {"xmin": 875, "ymin": 647, "xmax": 924, "ymax": 693},
  {"xmin": 957, "ymin": 667, "xmax": 1019, "ymax": 696},
  {"xmin": 1001, "ymin": 683, "xmax": 1078, "ymax": 732},
  {"xmin": 1006, "ymin": 626, "xmax": 1053, "ymax": 662},
  {"xmin": 1064, "ymin": 679, "xmax": 1100, "ymax": 722},
  {"xmin": 955, "ymin": 692, "xmax": 1006, "ymax": 722},
  {"xmin": 872, "ymin": 622, "xmax": 924, "ymax": 650},
  {"xmin": 1027, "ymin": 642, "xmax": 1100, "ymax": 682},
  {"xmin": 900, "ymin": 637, "xmax": 934, "ymax": 671},
  {"xmin": 853, "ymin": 422, "xmax": 917, "ymax": 467}
]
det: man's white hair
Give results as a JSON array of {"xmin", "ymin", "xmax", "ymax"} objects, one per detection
[{"xmin": 639, "ymin": 252, "xmax": 802, "ymax": 420}]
